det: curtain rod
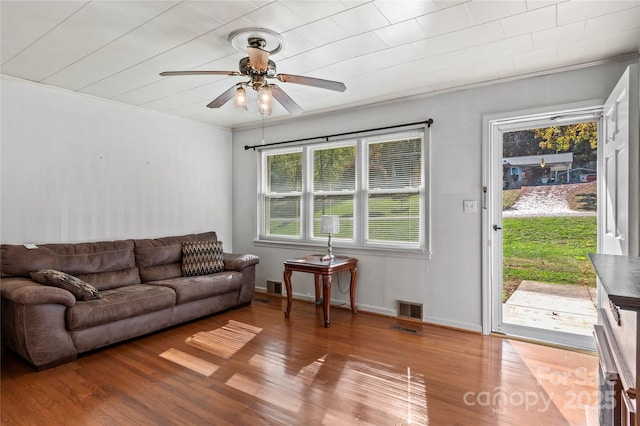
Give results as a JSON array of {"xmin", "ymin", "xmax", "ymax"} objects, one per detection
[{"xmin": 244, "ymin": 118, "xmax": 433, "ymax": 151}]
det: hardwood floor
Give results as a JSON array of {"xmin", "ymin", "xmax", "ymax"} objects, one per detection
[{"xmin": 1, "ymin": 294, "xmax": 599, "ymax": 425}]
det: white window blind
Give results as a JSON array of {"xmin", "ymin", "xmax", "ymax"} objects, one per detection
[
  {"xmin": 264, "ymin": 149, "xmax": 302, "ymax": 238},
  {"xmin": 366, "ymin": 135, "xmax": 423, "ymax": 244},
  {"xmin": 311, "ymin": 143, "xmax": 356, "ymax": 239},
  {"xmin": 258, "ymin": 127, "xmax": 428, "ymax": 252}
]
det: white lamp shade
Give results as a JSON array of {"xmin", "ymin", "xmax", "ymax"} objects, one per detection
[{"xmin": 320, "ymin": 215, "xmax": 340, "ymax": 234}]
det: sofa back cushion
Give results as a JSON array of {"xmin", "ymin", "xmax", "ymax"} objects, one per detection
[
  {"xmin": 1, "ymin": 245, "xmax": 59, "ymax": 277},
  {"xmin": 133, "ymin": 232, "xmax": 217, "ymax": 282},
  {"xmin": 0, "ymin": 240, "xmax": 140, "ymax": 291}
]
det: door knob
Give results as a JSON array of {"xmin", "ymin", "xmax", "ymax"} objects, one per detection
[{"xmin": 493, "ymin": 224, "xmax": 502, "ymax": 231}]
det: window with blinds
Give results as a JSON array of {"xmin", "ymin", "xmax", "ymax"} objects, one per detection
[
  {"xmin": 258, "ymin": 128, "xmax": 428, "ymax": 252},
  {"xmin": 264, "ymin": 149, "xmax": 302, "ymax": 237},
  {"xmin": 311, "ymin": 143, "xmax": 356, "ymax": 239},
  {"xmin": 366, "ymin": 136, "xmax": 422, "ymax": 244}
]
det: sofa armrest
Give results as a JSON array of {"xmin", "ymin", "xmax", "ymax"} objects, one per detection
[
  {"xmin": 223, "ymin": 253, "xmax": 260, "ymax": 272},
  {"xmin": 1, "ymin": 277, "xmax": 78, "ymax": 370},
  {"xmin": 1, "ymin": 277, "xmax": 76, "ymax": 307}
]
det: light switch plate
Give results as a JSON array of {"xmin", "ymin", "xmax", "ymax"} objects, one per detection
[{"xmin": 463, "ymin": 200, "xmax": 477, "ymax": 213}]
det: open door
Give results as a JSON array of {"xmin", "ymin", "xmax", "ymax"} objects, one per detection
[{"xmin": 600, "ymin": 64, "xmax": 639, "ymax": 257}]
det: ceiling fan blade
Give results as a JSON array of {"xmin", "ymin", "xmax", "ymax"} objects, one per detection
[
  {"xmin": 206, "ymin": 85, "xmax": 239, "ymax": 109},
  {"xmin": 270, "ymin": 85, "xmax": 303, "ymax": 115},
  {"xmin": 159, "ymin": 70, "xmax": 240, "ymax": 77},
  {"xmin": 276, "ymin": 74, "xmax": 346, "ymax": 92},
  {"xmin": 247, "ymin": 47, "xmax": 269, "ymax": 71}
]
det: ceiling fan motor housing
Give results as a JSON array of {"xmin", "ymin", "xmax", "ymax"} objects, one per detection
[{"xmin": 239, "ymin": 57, "xmax": 277, "ymax": 78}]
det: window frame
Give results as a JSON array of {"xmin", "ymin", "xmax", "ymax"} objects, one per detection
[{"xmin": 257, "ymin": 126, "xmax": 431, "ymax": 255}]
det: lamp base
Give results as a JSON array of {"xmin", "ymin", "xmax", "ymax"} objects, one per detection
[{"xmin": 321, "ymin": 254, "xmax": 335, "ymax": 261}]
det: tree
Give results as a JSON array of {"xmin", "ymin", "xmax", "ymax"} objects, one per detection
[
  {"xmin": 268, "ymin": 152, "xmax": 302, "ymax": 192},
  {"xmin": 503, "ymin": 130, "xmax": 554, "ymax": 158},
  {"xmin": 503, "ymin": 123, "xmax": 598, "ymax": 168},
  {"xmin": 534, "ymin": 122, "xmax": 597, "ymax": 167},
  {"xmin": 314, "ymin": 146, "xmax": 355, "ymax": 191}
]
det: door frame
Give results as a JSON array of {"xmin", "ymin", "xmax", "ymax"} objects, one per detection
[{"xmin": 481, "ymin": 100, "xmax": 604, "ymax": 348}]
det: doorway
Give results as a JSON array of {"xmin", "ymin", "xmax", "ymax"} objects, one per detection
[
  {"xmin": 482, "ymin": 63, "xmax": 640, "ymax": 350},
  {"xmin": 492, "ymin": 114, "xmax": 600, "ymax": 350},
  {"xmin": 482, "ymin": 64, "xmax": 639, "ymax": 350}
]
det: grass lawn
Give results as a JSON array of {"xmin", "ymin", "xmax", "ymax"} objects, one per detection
[{"xmin": 502, "ymin": 215, "xmax": 596, "ymax": 301}]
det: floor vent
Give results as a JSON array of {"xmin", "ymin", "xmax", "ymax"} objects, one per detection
[
  {"xmin": 253, "ymin": 298, "xmax": 270, "ymax": 304},
  {"xmin": 398, "ymin": 300, "xmax": 423, "ymax": 320},
  {"xmin": 391, "ymin": 325, "xmax": 419, "ymax": 334},
  {"xmin": 266, "ymin": 280, "xmax": 282, "ymax": 295}
]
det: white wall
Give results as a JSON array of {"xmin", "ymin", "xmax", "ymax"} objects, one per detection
[
  {"xmin": 1, "ymin": 77, "xmax": 233, "ymax": 246},
  {"xmin": 231, "ymin": 60, "xmax": 633, "ymax": 332}
]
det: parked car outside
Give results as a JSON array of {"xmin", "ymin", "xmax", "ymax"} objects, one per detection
[{"xmin": 580, "ymin": 174, "xmax": 597, "ymax": 182}]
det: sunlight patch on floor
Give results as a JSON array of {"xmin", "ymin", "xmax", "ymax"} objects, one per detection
[
  {"xmin": 159, "ymin": 348, "xmax": 219, "ymax": 377},
  {"xmin": 510, "ymin": 340, "xmax": 598, "ymax": 426},
  {"xmin": 226, "ymin": 373, "xmax": 302, "ymax": 412},
  {"xmin": 186, "ymin": 320, "xmax": 262, "ymax": 359},
  {"xmin": 333, "ymin": 355, "xmax": 428, "ymax": 424},
  {"xmin": 297, "ymin": 354, "xmax": 327, "ymax": 385}
]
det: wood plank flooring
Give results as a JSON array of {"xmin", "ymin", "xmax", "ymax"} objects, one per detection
[{"xmin": 1, "ymin": 294, "xmax": 599, "ymax": 425}]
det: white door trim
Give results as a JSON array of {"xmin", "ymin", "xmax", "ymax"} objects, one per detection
[{"xmin": 481, "ymin": 100, "xmax": 604, "ymax": 337}]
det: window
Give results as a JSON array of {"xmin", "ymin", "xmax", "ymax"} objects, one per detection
[
  {"xmin": 264, "ymin": 149, "xmax": 302, "ymax": 237},
  {"xmin": 259, "ymin": 128, "xmax": 428, "ymax": 252}
]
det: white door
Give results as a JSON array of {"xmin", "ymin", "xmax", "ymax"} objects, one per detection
[{"xmin": 601, "ymin": 64, "xmax": 639, "ymax": 257}]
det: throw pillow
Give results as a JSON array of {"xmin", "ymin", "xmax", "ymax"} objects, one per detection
[
  {"xmin": 30, "ymin": 269, "xmax": 102, "ymax": 301},
  {"xmin": 182, "ymin": 241, "xmax": 224, "ymax": 277}
]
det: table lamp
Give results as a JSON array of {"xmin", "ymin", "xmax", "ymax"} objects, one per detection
[{"xmin": 320, "ymin": 215, "xmax": 340, "ymax": 261}]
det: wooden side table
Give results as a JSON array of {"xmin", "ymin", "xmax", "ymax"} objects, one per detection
[{"xmin": 283, "ymin": 255, "xmax": 358, "ymax": 327}]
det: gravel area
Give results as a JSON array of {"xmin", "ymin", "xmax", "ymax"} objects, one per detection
[{"xmin": 503, "ymin": 184, "xmax": 596, "ymax": 217}]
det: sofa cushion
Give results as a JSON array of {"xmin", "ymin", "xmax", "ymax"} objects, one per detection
[
  {"xmin": 146, "ymin": 271, "xmax": 242, "ymax": 305},
  {"xmin": 182, "ymin": 241, "xmax": 224, "ymax": 277},
  {"xmin": 134, "ymin": 232, "xmax": 217, "ymax": 282},
  {"xmin": 65, "ymin": 284, "xmax": 176, "ymax": 331},
  {"xmin": 75, "ymin": 268, "xmax": 140, "ymax": 290},
  {"xmin": 1, "ymin": 245, "xmax": 59, "ymax": 278},
  {"xmin": 31, "ymin": 269, "xmax": 101, "ymax": 301},
  {"xmin": 46, "ymin": 240, "xmax": 139, "ymax": 291},
  {"xmin": 1, "ymin": 240, "xmax": 140, "ymax": 291},
  {"xmin": 51, "ymin": 241, "xmax": 136, "ymax": 273}
]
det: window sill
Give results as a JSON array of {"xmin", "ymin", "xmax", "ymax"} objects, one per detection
[{"xmin": 253, "ymin": 239, "xmax": 432, "ymax": 259}]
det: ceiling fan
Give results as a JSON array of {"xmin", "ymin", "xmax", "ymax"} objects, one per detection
[{"xmin": 159, "ymin": 28, "xmax": 346, "ymax": 116}]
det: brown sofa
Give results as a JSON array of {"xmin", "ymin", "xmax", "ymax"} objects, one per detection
[{"xmin": 0, "ymin": 231, "xmax": 259, "ymax": 370}]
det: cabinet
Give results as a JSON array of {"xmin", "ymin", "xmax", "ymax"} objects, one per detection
[{"xmin": 590, "ymin": 254, "xmax": 640, "ymax": 426}]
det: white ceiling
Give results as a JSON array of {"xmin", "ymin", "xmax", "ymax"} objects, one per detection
[{"xmin": 2, "ymin": 0, "xmax": 639, "ymax": 129}]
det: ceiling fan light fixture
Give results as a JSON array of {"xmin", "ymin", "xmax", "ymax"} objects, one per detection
[
  {"xmin": 258, "ymin": 85, "xmax": 273, "ymax": 116},
  {"xmin": 234, "ymin": 85, "xmax": 248, "ymax": 110}
]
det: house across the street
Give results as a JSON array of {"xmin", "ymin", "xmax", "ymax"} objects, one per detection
[{"xmin": 503, "ymin": 152, "xmax": 574, "ymax": 188}]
